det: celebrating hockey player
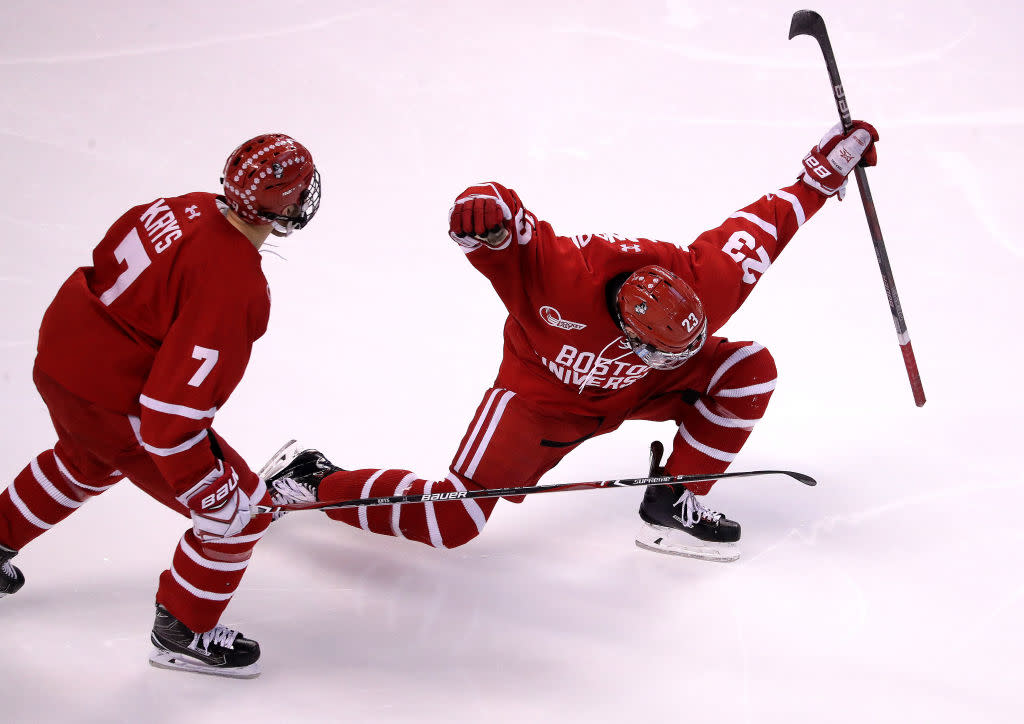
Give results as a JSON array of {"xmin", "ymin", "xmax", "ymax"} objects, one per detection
[
  {"xmin": 0, "ymin": 134, "xmax": 321, "ymax": 677},
  {"xmin": 264, "ymin": 121, "xmax": 877, "ymax": 562}
]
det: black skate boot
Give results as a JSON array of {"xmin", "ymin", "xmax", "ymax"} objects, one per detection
[
  {"xmin": 635, "ymin": 441, "xmax": 741, "ymax": 562},
  {"xmin": 0, "ymin": 544, "xmax": 25, "ymax": 598},
  {"xmin": 259, "ymin": 440, "xmax": 343, "ymax": 518},
  {"xmin": 149, "ymin": 604, "xmax": 261, "ymax": 678}
]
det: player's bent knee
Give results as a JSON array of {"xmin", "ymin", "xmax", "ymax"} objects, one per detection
[
  {"xmin": 428, "ymin": 497, "xmax": 493, "ymax": 549},
  {"xmin": 739, "ymin": 342, "xmax": 776, "ymax": 378},
  {"xmin": 757, "ymin": 344, "xmax": 777, "ymax": 378},
  {"xmin": 725, "ymin": 342, "xmax": 777, "ymax": 387},
  {"xmin": 709, "ymin": 342, "xmax": 778, "ymax": 420},
  {"xmin": 434, "ymin": 520, "xmax": 486, "ymax": 549}
]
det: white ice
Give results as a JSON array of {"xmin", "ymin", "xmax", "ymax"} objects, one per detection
[{"xmin": 1, "ymin": 0, "xmax": 1021, "ymax": 722}]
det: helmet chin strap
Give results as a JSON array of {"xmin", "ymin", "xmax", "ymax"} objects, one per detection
[
  {"xmin": 269, "ymin": 218, "xmax": 298, "ymax": 237},
  {"xmin": 263, "ymin": 206, "xmax": 302, "ymax": 237}
]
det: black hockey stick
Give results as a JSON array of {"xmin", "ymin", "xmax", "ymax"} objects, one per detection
[
  {"xmin": 253, "ymin": 466, "xmax": 816, "ymax": 516},
  {"xmin": 789, "ymin": 9, "xmax": 926, "ymax": 407}
]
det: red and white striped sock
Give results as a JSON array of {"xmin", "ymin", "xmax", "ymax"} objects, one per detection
[
  {"xmin": 319, "ymin": 469, "xmax": 496, "ymax": 549},
  {"xmin": 0, "ymin": 449, "xmax": 119, "ymax": 549}
]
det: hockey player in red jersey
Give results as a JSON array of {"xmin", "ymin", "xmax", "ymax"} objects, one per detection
[
  {"xmin": 0, "ymin": 134, "xmax": 321, "ymax": 677},
  {"xmin": 263, "ymin": 121, "xmax": 877, "ymax": 562}
]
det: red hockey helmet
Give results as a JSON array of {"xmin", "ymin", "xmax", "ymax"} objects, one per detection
[
  {"xmin": 615, "ymin": 265, "xmax": 707, "ymax": 370},
  {"xmin": 221, "ymin": 134, "xmax": 321, "ymax": 235}
]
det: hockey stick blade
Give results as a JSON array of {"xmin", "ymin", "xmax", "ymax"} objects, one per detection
[
  {"xmin": 789, "ymin": 10, "xmax": 926, "ymax": 407},
  {"xmin": 789, "ymin": 10, "xmax": 851, "ymax": 129},
  {"xmin": 789, "ymin": 9, "xmax": 827, "ymax": 42},
  {"xmin": 255, "ymin": 467, "xmax": 816, "ymax": 515}
]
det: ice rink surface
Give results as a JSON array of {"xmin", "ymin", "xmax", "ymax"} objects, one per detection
[{"xmin": 1, "ymin": 0, "xmax": 1021, "ymax": 721}]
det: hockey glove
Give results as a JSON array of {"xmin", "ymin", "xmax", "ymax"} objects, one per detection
[
  {"xmin": 449, "ymin": 193, "xmax": 512, "ymax": 247},
  {"xmin": 177, "ymin": 461, "xmax": 251, "ymax": 541},
  {"xmin": 801, "ymin": 120, "xmax": 878, "ymax": 199}
]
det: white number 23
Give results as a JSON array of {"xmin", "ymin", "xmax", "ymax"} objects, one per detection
[{"xmin": 722, "ymin": 231, "xmax": 771, "ymax": 284}]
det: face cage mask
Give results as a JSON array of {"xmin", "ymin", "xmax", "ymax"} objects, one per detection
[
  {"xmin": 260, "ymin": 169, "xmax": 322, "ymax": 237},
  {"xmin": 625, "ymin": 318, "xmax": 708, "ymax": 370}
]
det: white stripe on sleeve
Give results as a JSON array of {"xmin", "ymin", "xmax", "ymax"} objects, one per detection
[
  {"xmin": 140, "ymin": 394, "xmax": 217, "ymax": 420},
  {"xmin": 730, "ymin": 211, "xmax": 778, "ymax": 239},
  {"xmin": 773, "ymin": 188, "xmax": 806, "ymax": 227},
  {"xmin": 128, "ymin": 415, "xmax": 207, "ymax": 457}
]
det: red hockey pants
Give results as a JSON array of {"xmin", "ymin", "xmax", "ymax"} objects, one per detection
[
  {"xmin": 316, "ymin": 338, "xmax": 777, "ymax": 550},
  {"xmin": 0, "ymin": 368, "xmax": 269, "ymax": 632}
]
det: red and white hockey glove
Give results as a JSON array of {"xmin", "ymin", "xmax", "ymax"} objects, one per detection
[
  {"xmin": 449, "ymin": 193, "xmax": 513, "ymax": 248},
  {"xmin": 176, "ymin": 461, "xmax": 251, "ymax": 541},
  {"xmin": 801, "ymin": 120, "xmax": 879, "ymax": 199}
]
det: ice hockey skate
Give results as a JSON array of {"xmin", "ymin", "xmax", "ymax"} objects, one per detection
[
  {"xmin": 259, "ymin": 440, "xmax": 342, "ymax": 514},
  {"xmin": 635, "ymin": 441, "xmax": 741, "ymax": 562},
  {"xmin": 0, "ymin": 544, "xmax": 25, "ymax": 598},
  {"xmin": 149, "ymin": 604, "xmax": 261, "ymax": 678}
]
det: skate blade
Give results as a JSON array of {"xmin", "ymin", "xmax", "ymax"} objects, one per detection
[
  {"xmin": 257, "ymin": 439, "xmax": 300, "ymax": 480},
  {"xmin": 148, "ymin": 649, "xmax": 261, "ymax": 679},
  {"xmin": 635, "ymin": 525, "xmax": 740, "ymax": 563}
]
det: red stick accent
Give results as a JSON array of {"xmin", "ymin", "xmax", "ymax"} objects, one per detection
[{"xmin": 900, "ymin": 341, "xmax": 927, "ymax": 407}]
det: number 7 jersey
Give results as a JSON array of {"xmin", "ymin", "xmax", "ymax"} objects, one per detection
[{"xmin": 34, "ymin": 192, "xmax": 271, "ymax": 493}]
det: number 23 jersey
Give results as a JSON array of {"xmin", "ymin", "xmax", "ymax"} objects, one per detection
[
  {"xmin": 453, "ymin": 180, "xmax": 827, "ymax": 416},
  {"xmin": 34, "ymin": 192, "xmax": 270, "ymax": 492}
]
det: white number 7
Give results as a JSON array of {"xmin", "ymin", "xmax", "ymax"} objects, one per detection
[
  {"xmin": 99, "ymin": 228, "xmax": 151, "ymax": 306},
  {"xmin": 188, "ymin": 346, "xmax": 219, "ymax": 387}
]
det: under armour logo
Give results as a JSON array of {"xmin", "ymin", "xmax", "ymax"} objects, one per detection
[
  {"xmin": 839, "ymin": 147, "xmax": 855, "ymax": 163},
  {"xmin": 620, "ymin": 243, "xmax": 641, "ymax": 253},
  {"xmin": 185, "ymin": 205, "xmax": 201, "ymax": 220}
]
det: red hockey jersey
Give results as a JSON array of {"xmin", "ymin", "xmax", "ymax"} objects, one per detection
[
  {"xmin": 452, "ymin": 180, "xmax": 827, "ymax": 416},
  {"xmin": 34, "ymin": 192, "xmax": 270, "ymax": 494}
]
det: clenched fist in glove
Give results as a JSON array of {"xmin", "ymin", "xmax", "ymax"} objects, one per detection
[
  {"xmin": 177, "ymin": 461, "xmax": 251, "ymax": 541},
  {"xmin": 801, "ymin": 120, "xmax": 878, "ymax": 199},
  {"xmin": 449, "ymin": 192, "xmax": 514, "ymax": 248}
]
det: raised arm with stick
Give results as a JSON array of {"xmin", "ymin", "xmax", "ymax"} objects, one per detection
[{"xmin": 790, "ymin": 9, "xmax": 927, "ymax": 407}]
